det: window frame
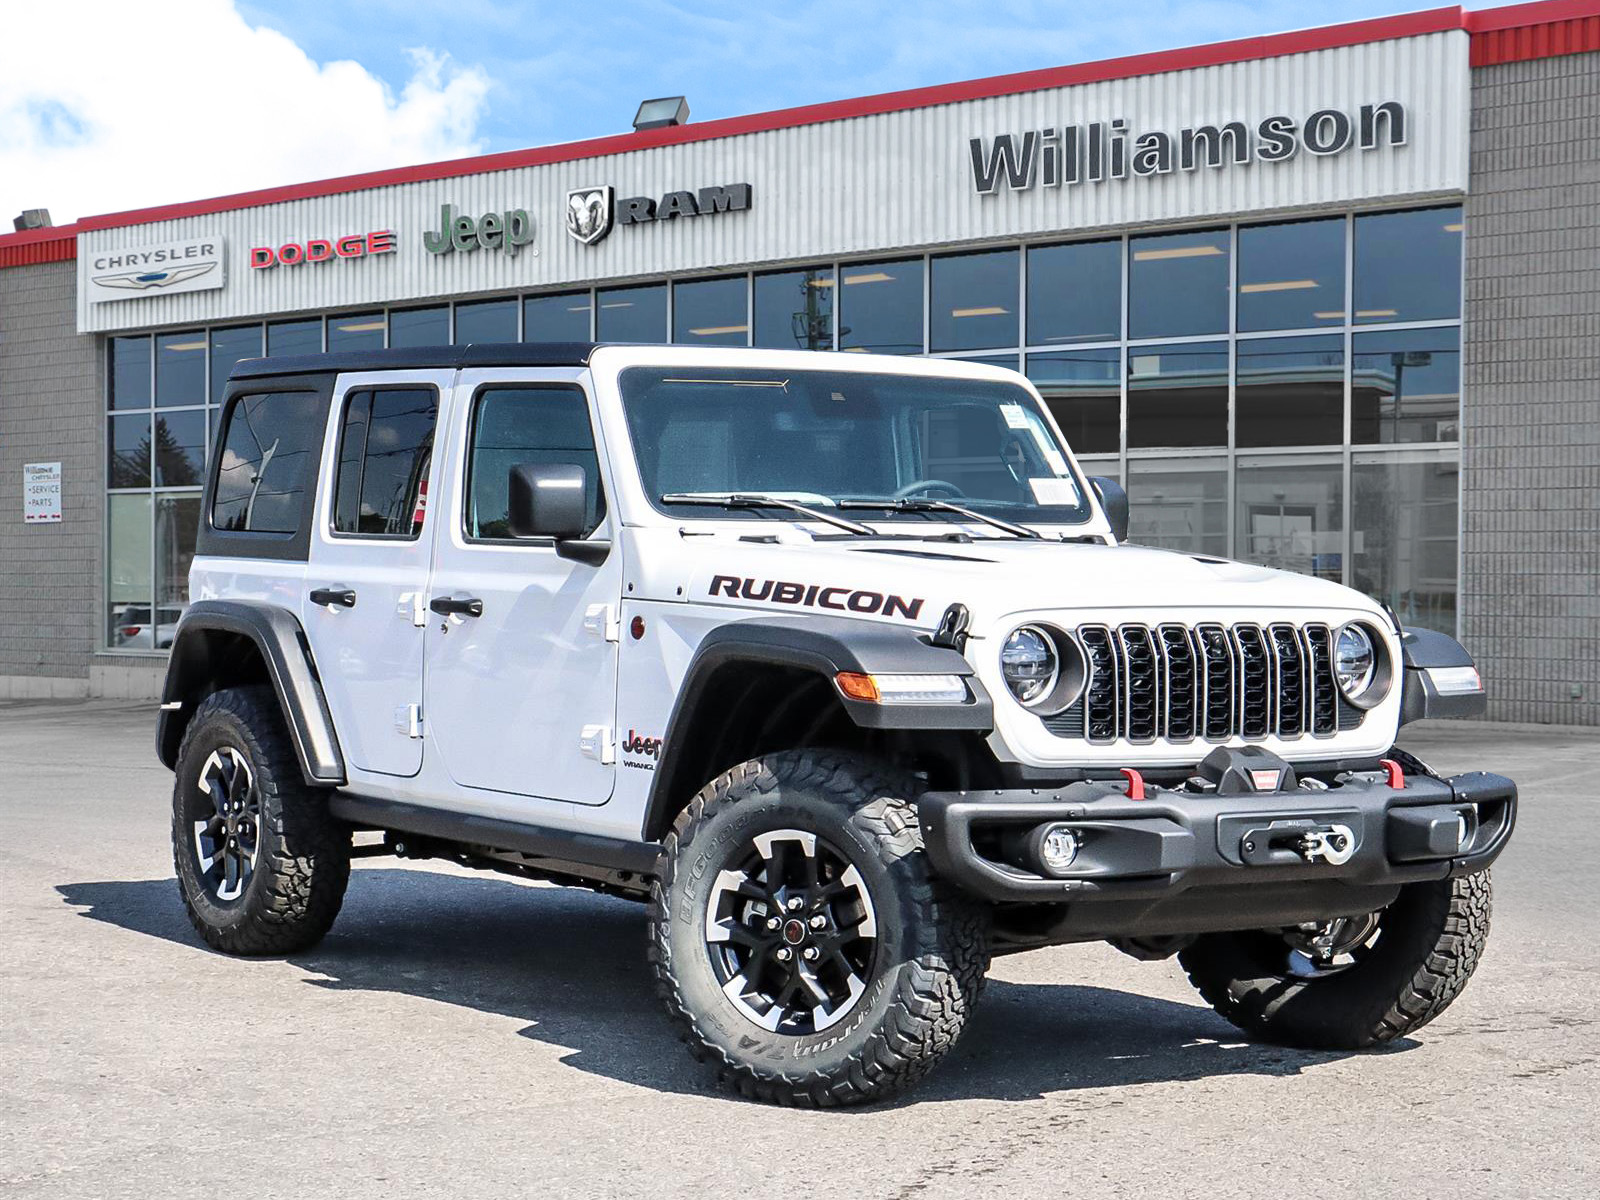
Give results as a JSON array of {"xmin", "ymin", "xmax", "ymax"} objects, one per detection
[{"xmin": 327, "ymin": 384, "xmax": 442, "ymax": 543}]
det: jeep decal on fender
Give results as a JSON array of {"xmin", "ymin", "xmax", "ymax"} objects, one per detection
[{"xmin": 709, "ymin": 574, "xmax": 924, "ymax": 621}]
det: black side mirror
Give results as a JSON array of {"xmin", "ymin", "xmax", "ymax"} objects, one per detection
[
  {"xmin": 508, "ymin": 463, "xmax": 590, "ymax": 540},
  {"xmin": 1090, "ymin": 476, "xmax": 1129, "ymax": 544}
]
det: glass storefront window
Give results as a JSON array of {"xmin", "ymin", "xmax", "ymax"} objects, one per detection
[
  {"xmin": 1129, "ymin": 229, "xmax": 1229, "ymax": 339},
  {"xmin": 753, "ymin": 267, "xmax": 832, "ymax": 350},
  {"xmin": 525, "ymin": 292, "xmax": 592, "ymax": 342},
  {"xmin": 328, "ymin": 312, "xmax": 386, "ymax": 353},
  {"xmin": 110, "ymin": 336, "xmax": 152, "ymax": 409},
  {"xmin": 155, "ymin": 331, "xmax": 207, "ymax": 407},
  {"xmin": 454, "ymin": 299, "xmax": 517, "ymax": 344},
  {"xmin": 1237, "ymin": 217, "xmax": 1345, "ymax": 331},
  {"xmin": 1236, "ymin": 454, "xmax": 1344, "ymax": 580},
  {"xmin": 1235, "ymin": 334, "xmax": 1344, "ymax": 448},
  {"xmin": 597, "ymin": 283, "xmax": 667, "ymax": 342},
  {"xmin": 930, "ymin": 249, "xmax": 1018, "ymax": 352},
  {"xmin": 153, "ymin": 411, "xmax": 206, "ymax": 488},
  {"xmin": 1353, "ymin": 449, "xmax": 1459, "ymax": 635},
  {"xmin": 673, "ymin": 276, "xmax": 748, "ymax": 346},
  {"xmin": 209, "ymin": 325, "xmax": 262, "ymax": 403},
  {"xmin": 107, "ymin": 493, "xmax": 152, "ymax": 647},
  {"xmin": 1027, "ymin": 239, "xmax": 1120, "ymax": 345},
  {"xmin": 839, "ymin": 258, "xmax": 923, "ymax": 355},
  {"xmin": 1352, "ymin": 328, "xmax": 1460, "ymax": 444},
  {"xmin": 1127, "ymin": 342, "xmax": 1227, "ymax": 448},
  {"xmin": 1126, "ymin": 456, "xmax": 1227, "ymax": 556},
  {"xmin": 1079, "ymin": 459, "xmax": 1120, "ymax": 488},
  {"xmin": 1028, "ymin": 347, "xmax": 1120, "ymax": 455},
  {"xmin": 1354, "ymin": 206, "xmax": 1463, "ymax": 324},
  {"xmin": 389, "ymin": 306, "xmax": 449, "ymax": 347},
  {"xmin": 154, "ymin": 494, "xmax": 201, "ymax": 635},
  {"xmin": 267, "ymin": 319, "xmax": 322, "ymax": 356},
  {"xmin": 108, "ymin": 414, "xmax": 151, "ymax": 490}
]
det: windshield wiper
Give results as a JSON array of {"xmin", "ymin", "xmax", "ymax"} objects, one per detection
[
  {"xmin": 838, "ymin": 497, "xmax": 1042, "ymax": 539},
  {"xmin": 661, "ymin": 492, "xmax": 876, "ymax": 536}
]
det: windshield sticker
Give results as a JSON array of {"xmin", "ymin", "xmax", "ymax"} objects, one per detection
[
  {"xmin": 709, "ymin": 574, "xmax": 925, "ymax": 621},
  {"xmin": 999, "ymin": 403, "xmax": 1031, "ymax": 429},
  {"xmin": 1040, "ymin": 446, "xmax": 1070, "ymax": 475},
  {"xmin": 1029, "ymin": 478, "xmax": 1081, "ymax": 506}
]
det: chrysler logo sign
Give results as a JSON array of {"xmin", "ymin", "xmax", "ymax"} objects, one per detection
[
  {"xmin": 564, "ymin": 182, "xmax": 752, "ymax": 246},
  {"xmin": 85, "ymin": 236, "xmax": 226, "ymax": 303}
]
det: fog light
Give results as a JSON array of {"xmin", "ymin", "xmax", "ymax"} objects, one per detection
[{"xmin": 1030, "ymin": 822, "xmax": 1080, "ymax": 876}]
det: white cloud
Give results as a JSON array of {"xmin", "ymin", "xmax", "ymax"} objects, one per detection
[{"xmin": 0, "ymin": 0, "xmax": 490, "ymax": 225}]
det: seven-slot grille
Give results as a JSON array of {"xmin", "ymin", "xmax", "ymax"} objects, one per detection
[{"xmin": 1073, "ymin": 622, "xmax": 1346, "ymax": 745}]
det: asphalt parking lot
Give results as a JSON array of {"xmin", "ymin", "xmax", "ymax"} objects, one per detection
[{"xmin": 1, "ymin": 702, "xmax": 1594, "ymax": 1199}]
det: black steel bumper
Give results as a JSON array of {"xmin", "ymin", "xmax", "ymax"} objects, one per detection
[{"xmin": 917, "ymin": 768, "xmax": 1517, "ymax": 910}]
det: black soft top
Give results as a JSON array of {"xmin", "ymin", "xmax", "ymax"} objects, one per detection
[{"xmin": 229, "ymin": 341, "xmax": 601, "ymax": 380}]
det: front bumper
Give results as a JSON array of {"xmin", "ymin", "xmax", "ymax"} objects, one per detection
[{"xmin": 917, "ymin": 767, "xmax": 1516, "ymax": 914}]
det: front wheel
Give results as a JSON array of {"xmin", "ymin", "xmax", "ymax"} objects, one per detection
[
  {"xmin": 1178, "ymin": 870, "xmax": 1492, "ymax": 1049},
  {"xmin": 649, "ymin": 750, "xmax": 990, "ymax": 1106}
]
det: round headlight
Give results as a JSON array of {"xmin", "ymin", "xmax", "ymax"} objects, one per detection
[
  {"xmin": 1334, "ymin": 623, "xmax": 1377, "ymax": 701},
  {"xmin": 1001, "ymin": 626, "xmax": 1058, "ymax": 708}
]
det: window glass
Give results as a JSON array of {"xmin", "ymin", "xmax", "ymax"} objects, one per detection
[
  {"xmin": 155, "ymin": 331, "xmax": 207, "ymax": 407},
  {"xmin": 327, "ymin": 312, "xmax": 385, "ymax": 353},
  {"xmin": 1235, "ymin": 335, "xmax": 1344, "ymax": 448},
  {"xmin": 674, "ymin": 276, "xmax": 748, "ymax": 346},
  {"xmin": 1126, "ymin": 456, "xmax": 1227, "ymax": 556},
  {"xmin": 1027, "ymin": 239, "xmax": 1121, "ymax": 346},
  {"xmin": 110, "ymin": 336, "xmax": 152, "ymax": 410},
  {"xmin": 1355, "ymin": 206, "xmax": 1463, "ymax": 324},
  {"xmin": 209, "ymin": 325, "xmax": 262, "ymax": 404},
  {"xmin": 388, "ymin": 306, "xmax": 448, "ymax": 348},
  {"xmin": 930, "ymin": 249, "xmax": 1018, "ymax": 352},
  {"xmin": 1353, "ymin": 449, "xmax": 1459, "ymax": 635},
  {"xmin": 1079, "ymin": 459, "xmax": 1120, "ymax": 488},
  {"xmin": 267, "ymin": 319, "xmax": 322, "ymax": 357},
  {"xmin": 154, "ymin": 494, "xmax": 201, "ymax": 641},
  {"xmin": 753, "ymin": 267, "xmax": 832, "ymax": 350},
  {"xmin": 950, "ymin": 354, "xmax": 1020, "ymax": 372},
  {"xmin": 1237, "ymin": 218, "xmax": 1346, "ymax": 332},
  {"xmin": 1129, "ymin": 229, "xmax": 1229, "ymax": 339},
  {"xmin": 597, "ymin": 283, "xmax": 667, "ymax": 343},
  {"xmin": 212, "ymin": 391, "xmax": 321, "ymax": 533},
  {"xmin": 454, "ymin": 299, "xmax": 518, "ymax": 344},
  {"xmin": 468, "ymin": 388, "xmax": 606, "ymax": 539},
  {"xmin": 525, "ymin": 292, "xmax": 592, "ymax": 342},
  {"xmin": 107, "ymin": 493, "xmax": 152, "ymax": 647},
  {"xmin": 153, "ymin": 411, "xmax": 207, "ymax": 487},
  {"xmin": 1236, "ymin": 454, "xmax": 1344, "ymax": 580},
  {"xmin": 1029, "ymin": 347, "xmax": 1120, "ymax": 455},
  {"xmin": 1126, "ymin": 342, "xmax": 1227, "ymax": 448},
  {"xmin": 108, "ymin": 414, "xmax": 151, "ymax": 489},
  {"xmin": 838, "ymin": 258, "xmax": 923, "ymax": 355},
  {"xmin": 1352, "ymin": 329, "xmax": 1460, "ymax": 444},
  {"xmin": 332, "ymin": 389, "xmax": 438, "ymax": 537}
]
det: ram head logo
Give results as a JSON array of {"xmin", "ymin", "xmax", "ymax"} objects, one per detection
[{"xmin": 565, "ymin": 186, "xmax": 614, "ymax": 246}]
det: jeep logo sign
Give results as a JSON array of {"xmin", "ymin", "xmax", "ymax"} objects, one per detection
[
  {"xmin": 424, "ymin": 203, "xmax": 536, "ymax": 257},
  {"xmin": 564, "ymin": 183, "xmax": 752, "ymax": 246}
]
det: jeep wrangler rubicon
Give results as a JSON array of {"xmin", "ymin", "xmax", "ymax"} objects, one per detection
[{"xmin": 158, "ymin": 343, "xmax": 1515, "ymax": 1106}]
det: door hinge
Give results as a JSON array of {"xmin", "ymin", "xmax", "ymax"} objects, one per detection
[
  {"xmin": 578, "ymin": 724, "xmax": 615, "ymax": 764},
  {"xmin": 582, "ymin": 603, "xmax": 620, "ymax": 642},
  {"xmin": 394, "ymin": 704, "xmax": 423, "ymax": 738},
  {"xmin": 398, "ymin": 591, "xmax": 428, "ymax": 627}
]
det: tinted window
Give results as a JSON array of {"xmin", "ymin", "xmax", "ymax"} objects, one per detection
[
  {"xmin": 1126, "ymin": 456, "xmax": 1227, "ymax": 556},
  {"xmin": 930, "ymin": 249, "xmax": 1018, "ymax": 351},
  {"xmin": 674, "ymin": 276, "xmax": 748, "ymax": 346},
  {"xmin": 154, "ymin": 411, "xmax": 207, "ymax": 487},
  {"xmin": 525, "ymin": 292, "xmax": 592, "ymax": 342},
  {"xmin": 156, "ymin": 331, "xmax": 206, "ymax": 408},
  {"xmin": 209, "ymin": 326, "xmax": 263, "ymax": 403},
  {"xmin": 753, "ymin": 267, "xmax": 832, "ymax": 350},
  {"xmin": 468, "ymin": 388, "xmax": 605, "ymax": 539},
  {"xmin": 838, "ymin": 259, "xmax": 923, "ymax": 355},
  {"xmin": 389, "ymin": 306, "xmax": 448, "ymax": 348},
  {"xmin": 327, "ymin": 313, "xmax": 385, "ymax": 353},
  {"xmin": 332, "ymin": 389, "xmax": 438, "ymax": 537},
  {"xmin": 1027, "ymin": 240, "xmax": 1120, "ymax": 345},
  {"xmin": 1235, "ymin": 335, "xmax": 1344, "ymax": 448},
  {"xmin": 1235, "ymin": 455, "xmax": 1344, "ymax": 580},
  {"xmin": 1354, "ymin": 207, "xmax": 1463, "ymax": 324},
  {"xmin": 1237, "ymin": 218, "xmax": 1346, "ymax": 332},
  {"xmin": 1129, "ymin": 229, "xmax": 1230, "ymax": 339},
  {"xmin": 212, "ymin": 391, "xmax": 321, "ymax": 533},
  {"xmin": 1029, "ymin": 347, "xmax": 1120, "ymax": 455},
  {"xmin": 110, "ymin": 336, "xmax": 151, "ymax": 409},
  {"xmin": 454, "ymin": 299, "xmax": 518, "ymax": 344},
  {"xmin": 1352, "ymin": 449, "xmax": 1459, "ymax": 634},
  {"xmin": 1352, "ymin": 328, "xmax": 1460, "ymax": 443},
  {"xmin": 267, "ymin": 319, "xmax": 322, "ymax": 357},
  {"xmin": 1127, "ymin": 342, "xmax": 1228, "ymax": 448},
  {"xmin": 597, "ymin": 284, "xmax": 667, "ymax": 342},
  {"xmin": 108, "ymin": 413, "xmax": 151, "ymax": 489}
]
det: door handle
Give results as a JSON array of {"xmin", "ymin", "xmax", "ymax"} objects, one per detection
[
  {"xmin": 309, "ymin": 587, "xmax": 357, "ymax": 608},
  {"xmin": 430, "ymin": 596, "xmax": 484, "ymax": 618}
]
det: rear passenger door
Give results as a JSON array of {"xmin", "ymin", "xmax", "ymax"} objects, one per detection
[{"xmin": 301, "ymin": 372, "xmax": 451, "ymax": 778}]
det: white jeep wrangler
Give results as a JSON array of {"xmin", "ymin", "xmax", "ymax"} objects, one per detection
[{"xmin": 158, "ymin": 343, "xmax": 1515, "ymax": 1106}]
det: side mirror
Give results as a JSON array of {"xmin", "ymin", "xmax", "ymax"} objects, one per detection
[
  {"xmin": 508, "ymin": 463, "xmax": 590, "ymax": 540},
  {"xmin": 1090, "ymin": 476, "xmax": 1129, "ymax": 544}
]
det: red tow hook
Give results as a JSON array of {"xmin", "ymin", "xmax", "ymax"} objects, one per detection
[
  {"xmin": 1120, "ymin": 767, "xmax": 1147, "ymax": 801},
  {"xmin": 1380, "ymin": 758, "xmax": 1406, "ymax": 790}
]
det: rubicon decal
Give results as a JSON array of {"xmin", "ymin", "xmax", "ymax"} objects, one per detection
[
  {"xmin": 710, "ymin": 575, "xmax": 924, "ymax": 621},
  {"xmin": 249, "ymin": 230, "xmax": 397, "ymax": 269}
]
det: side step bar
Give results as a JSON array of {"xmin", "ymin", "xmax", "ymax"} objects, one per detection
[{"xmin": 329, "ymin": 794, "xmax": 662, "ymax": 876}]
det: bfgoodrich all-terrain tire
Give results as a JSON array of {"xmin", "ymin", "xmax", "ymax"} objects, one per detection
[
  {"xmin": 172, "ymin": 686, "xmax": 350, "ymax": 956},
  {"xmin": 649, "ymin": 750, "xmax": 990, "ymax": 1106},
  {"xmin": 1178, "ymin": 870, "xmax": 1492, "ymax": 1049}
]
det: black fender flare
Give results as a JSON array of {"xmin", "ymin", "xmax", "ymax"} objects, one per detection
[
  {"xmin": 1398, "ymin": 627, "xmax": 1487, "ymax": 725},
  {"xmin": 156, "ymin": 600, "xmax": 346, "ymax": 786},
  {"xmin": 641, "ymin": 615, "xmax": 991, "ymax": 840}
]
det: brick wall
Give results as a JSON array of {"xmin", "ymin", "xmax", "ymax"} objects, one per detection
[{"xmin": 1463, "ymin": 50, "xmax": 1600, "ymax": 726}]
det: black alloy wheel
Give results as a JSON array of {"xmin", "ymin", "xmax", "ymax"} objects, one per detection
[{"xmin": 189, "ymin": 746, "xmax": 261, "ymax": 902}]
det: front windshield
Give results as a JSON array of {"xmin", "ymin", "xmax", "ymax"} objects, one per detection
[{"xmin": 619, "ymin": 367, "xmax": 1092, "ymax": 525}]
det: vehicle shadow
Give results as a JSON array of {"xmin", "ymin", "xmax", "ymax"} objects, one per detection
[{"xmin": 57, "ymin": 867, "xmax": 1386, "ymax": 1106}]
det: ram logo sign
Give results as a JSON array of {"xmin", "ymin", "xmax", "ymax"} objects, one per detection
[{"xmin": 565, "ymin": 186, "xmax": 615, "ymax": 246}]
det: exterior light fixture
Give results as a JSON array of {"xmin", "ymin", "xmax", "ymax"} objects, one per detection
[{"xmin": 633, "ymin": 97, "xmax": 690, "ymax": 131}]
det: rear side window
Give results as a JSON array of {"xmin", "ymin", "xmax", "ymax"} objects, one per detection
[
  {"xmin": 212, "ymin": 391, "xmax": 321, "ymax": 533},
  {"xmin": 467, "ymin": 387, "xmax": 606, "ymax": 539},
  {"xmin": 332, "ymin": 388, "xmax": 439, "ymax": 538}
]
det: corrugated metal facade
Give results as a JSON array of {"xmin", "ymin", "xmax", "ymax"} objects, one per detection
[{"xmin": 77, "ymin": 32, "xmax": 1471, "ymax": 334}]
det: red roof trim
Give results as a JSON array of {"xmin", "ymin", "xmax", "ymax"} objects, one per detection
[
  {"xmin": 0, "ymin": 222, "xmax": 79, "ymax": 267},
  {"xmin": 1468, "ymin": 0, "xmax": 1600, "ymax": 63}
]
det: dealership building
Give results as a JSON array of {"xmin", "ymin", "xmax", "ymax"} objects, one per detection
[{"xmin": 0, "ymin": 0, "xmax": 1595, "ymax": 725}]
